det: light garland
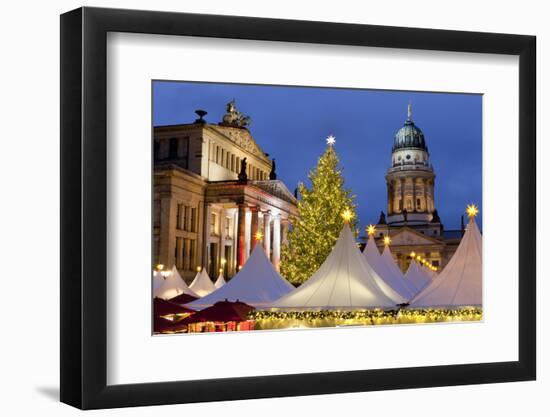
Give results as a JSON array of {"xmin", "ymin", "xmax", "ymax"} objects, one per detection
[{"xmin": 250, "ymin": 308, "xmax": 482, "ymax": 330}]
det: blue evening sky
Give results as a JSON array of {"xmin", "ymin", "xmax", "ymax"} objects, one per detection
[{"xmin": 153, "ymin": 81, "xmax": 482, "ymax": 231}]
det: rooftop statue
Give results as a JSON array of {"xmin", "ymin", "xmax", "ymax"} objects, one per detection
[
  {"xmin": 269, "ymin": 158, "xmax": 277, "ymax": 180},
  {"xmin": 221, "ymin": 99, "xmax": 251, "ymax": 128},
  {"xmin": 238, "ymin": 157, "xmax": 248, "ymax": 182}
]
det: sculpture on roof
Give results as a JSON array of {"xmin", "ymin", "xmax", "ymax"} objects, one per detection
[
  {"xmin": 269, "ymin": 158, "xmax": 277, "ymax": 180},
  {"xmin": 221, "ymin": 99, "xmax": 251, "ymax": 128},
  {"xmin": 238, "ymin": 157, "xmax": 248, "ymax": 182}
]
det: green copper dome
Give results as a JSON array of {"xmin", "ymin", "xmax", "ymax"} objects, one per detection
[{"xmin": 392, "ymin": 104, "xmax": 428, "ymax": 152}]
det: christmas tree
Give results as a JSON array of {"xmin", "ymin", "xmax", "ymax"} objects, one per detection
[{"xmin": 280, "ymin": 135, "xmax": 357, "ymax": 284}]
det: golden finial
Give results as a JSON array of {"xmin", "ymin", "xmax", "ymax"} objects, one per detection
[
  {"xmin": 366, "ymin": 224, "xmax": 376, "ymax": 236},
  {"xmin": 466, "ymin": 204, "xmax": 479, "ymax": 218}
]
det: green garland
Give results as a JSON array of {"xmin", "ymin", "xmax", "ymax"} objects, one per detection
[{"xmin": 250, "ymin": 308, "xmax": 482, "ymax": 330}]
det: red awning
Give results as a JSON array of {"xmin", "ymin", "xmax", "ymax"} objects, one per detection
[
  {"xmin": 168, "ymin": 293, "xmax": 198, "ymax": 305},
  {"xmin": 153, "ymin": 316, "xmax": 178, "ymax": 333},
  {"xmin": 179, "ymin": 300, "xmax": 255, "ymax": 325},
  {"xmin": 154, "ymin": 297, "xmax": 195, "ymax": 316}
]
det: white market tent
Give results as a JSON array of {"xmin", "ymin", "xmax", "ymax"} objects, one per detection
[
  {"xmin": 403, "ymin": 261, "xmax": 432, "ymax": 293},
  {"xmin": 214, "ymin": 272, "xmax": 226, "ymax": 289},
  {"xmin": 363, "ymin": 236, "xmax": 418, "ymax": 300},
  {"xmin": 187, "ymin": 244, "xmax": 295, "ymax": 309},
  {"xmin": 189, "ymin": 268, "xmax": 216, "ymax": 297},
  {"xmin": 362, "ymin": 234, "xmax": 382, "ymax": 268},
  {"xmin": 152, "ymin": 271, "xmax": 164, "ymax": 294},
  {"xmin": 410, "ymin": 216, "xmax": 482, "ymax": 307},
  {"xmin": 154, "ymin": 266, "xmax": 199, "ymax": 300},
  {"xmin": 269, "ymin": 224, "xmax": 406, "ymax": 310}
]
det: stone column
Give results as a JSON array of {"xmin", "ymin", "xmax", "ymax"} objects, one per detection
[
  {"xmin": 201, "ymin": 202, "xmax": 211, "ymax": 269},
  {"xmin": 175, "ymin": 237, "xmax": 183, "ymax": 269},
  {"xmin": 250, "ymin": 206, "xmax": 260, "ymax": 250},
  {"xmin": 244, "ymin": 209, "xmax": 251, "ymax": 261},
  {"xmin": 237, "ymin": 203, "xmax": 247, "ymax": 269},
  {"xmin": 272, "ymin": 215, "xmax": 281, "ymax": 271},
  {"xmin": 218, "ymin": 207, "xmax": 225, "ymax": 269},
  {"xmin": 159, "ymin": 197, "xmax": 177, "ymax": 268},
  {"xmin": 387, "ymin": 181, "xmax": 393, "ymax": 215},
  {"xmin": 412, "ymin": 177, "xmax": 417, "ymax": 212},
  {"xmin": 422, "ymin": 178, "xmax": 429, "ymax": 212},
  {"xmin": 183, "ymin": 238, "xmax": 190, "ymax": 270},
  {"xmin": 281, "ymin": 219, "xmax": 289, "ymax": 246},
  {"xmin": 263, "ymin": 210, "xmax": 271, "ymax": 258},
  {"xmin": 427, "ymin": 180, "xmax": 434, "ymax": 213},
  {"xmin": 400, "ymin": 178, "xmax": 405, "ymax": 212}
]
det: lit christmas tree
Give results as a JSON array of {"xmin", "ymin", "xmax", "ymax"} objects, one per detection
[{"xmin": 280, "ymin": 135, "xmax": 357, "ymax": 284}]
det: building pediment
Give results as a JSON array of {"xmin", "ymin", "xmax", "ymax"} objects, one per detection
[
  {"xmin": 390, "ymin": 227, "xmax": 442, "ymax": 246},
  {"xmin": 251, "ymin": 180, "xmax": 297, "ymax": 206},
  {"xmin": 207, "ymin": 125, "xmax": 269, "ymax": 162}
]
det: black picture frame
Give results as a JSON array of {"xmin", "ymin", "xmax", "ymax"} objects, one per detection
[{"xmin": 60, "ymin": 6, "xmax": 536, "ymax": 410}]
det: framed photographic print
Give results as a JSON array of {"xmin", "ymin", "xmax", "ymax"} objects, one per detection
[{"xmin": 60, "ymin": 6, "xmax": 536, "ymax": 410}]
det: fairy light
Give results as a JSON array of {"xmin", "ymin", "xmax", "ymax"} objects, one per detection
[{"xmin": 250, "ymin": 307, "xmax": 482, "ymax": 329}]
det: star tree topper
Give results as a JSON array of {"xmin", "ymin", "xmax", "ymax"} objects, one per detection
[
  {"xmin": 466, "ymin": 203, "xmax": 479, "ymax": 218},
  {"xmin": 326, "ymin": 135, "xmax": 336, "ymax": 146}
]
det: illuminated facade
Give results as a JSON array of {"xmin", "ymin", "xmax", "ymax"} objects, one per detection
[
  {"xmin": 153, "ymin": 103, "xmax": 298, "ymax": 282},
  {"xmin": 370, "ymin": 104, "xmax": 462, "ymax": 272}
]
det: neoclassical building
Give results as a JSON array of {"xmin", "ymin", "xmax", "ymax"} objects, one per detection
[
  {"xmin": 153, "ymin": 102, "xmax": 298, "ymax": 282},
  {"xmin": 369, "ymin": 104, "xmax": 462, "ymax": 272}
]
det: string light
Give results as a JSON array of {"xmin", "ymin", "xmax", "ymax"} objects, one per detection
[{"xmin": 250, "ymin": 307, "xmax": 482, "ymax": 329}]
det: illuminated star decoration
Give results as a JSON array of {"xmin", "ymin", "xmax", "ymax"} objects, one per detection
[
  {"xmin": 255, "ymin": 230, "xmax": 264, "ymax": 241},
  {"xmin": 326, "ymin": 135, "xmax": 336, "ymax": 146},
  {"xmin": 341, "ymin": 208, "xmax": 353, "ymax": 223},
  {"xmin": 366, "ymin": 224, "xmax": 376, "ymax": 236},
  {"xmin": 383, "ymin": 235, "xmax": 391, "ymax": 246},
  {"xmin": 466, "ymin": 203, "xmax": 479, "ymax": 218}
]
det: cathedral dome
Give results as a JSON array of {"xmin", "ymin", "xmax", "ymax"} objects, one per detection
[{"xmin": 392, "ymin": 105, "xmax": 428, "ymax": 152}]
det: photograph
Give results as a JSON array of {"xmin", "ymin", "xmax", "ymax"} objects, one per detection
[{"xmin": 151, "ymin": 81, "xmax": 483, "ymax": 334}]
